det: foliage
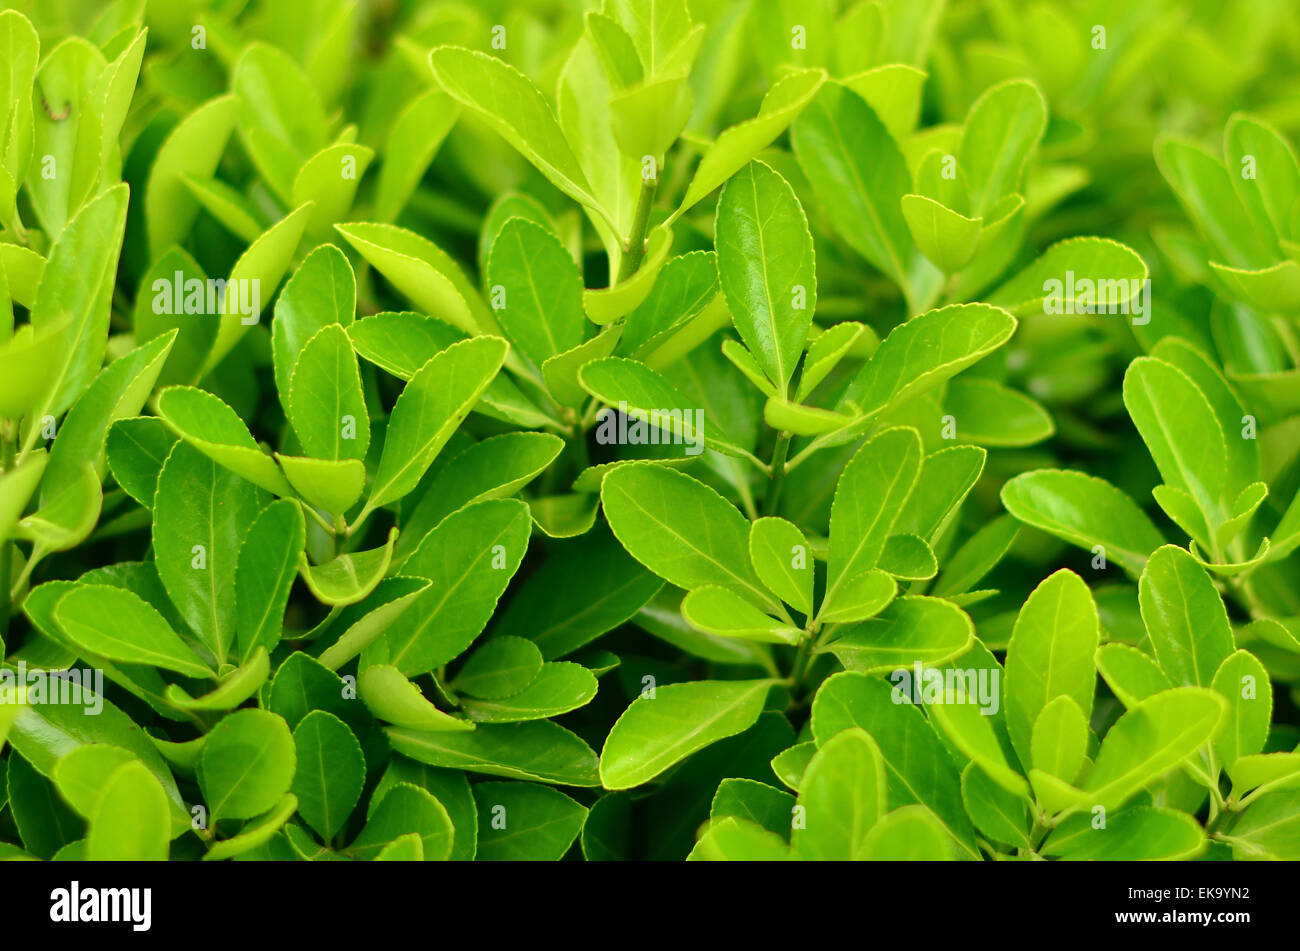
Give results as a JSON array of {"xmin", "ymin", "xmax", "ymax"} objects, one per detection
[{"xmin": 0, "ymin": 0, "xmax": 1298, "ymax": 862}]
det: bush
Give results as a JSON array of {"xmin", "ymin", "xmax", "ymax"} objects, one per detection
[{"xmin": 0, "ymin": 0, "xmax": 1297, "ymax": 862}]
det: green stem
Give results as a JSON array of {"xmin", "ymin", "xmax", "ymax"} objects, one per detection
[
  {"xmin": 765, "ymin": 432, "xmax": 791, "ymax": 514},
  {"xmin": 617, "ymin": 177, "xmax": 658, "ymax": 283}
]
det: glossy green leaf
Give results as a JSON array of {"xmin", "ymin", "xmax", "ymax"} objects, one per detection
[{"xmin": 599, "ymin": 679, "xmax": 774, "ymax": 790}]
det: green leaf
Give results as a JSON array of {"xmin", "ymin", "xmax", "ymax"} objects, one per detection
[
  {"xmin": 770, "ymin": 742, "xmax": 817, "ymax": 793},
  {"xmin": 1044, "ymin": 806, "xmax": 1205, "ymax": 860},
  {"xmin": 291, "ymin": 711, "xmax": 365, "ymax": 840},
  {"xmin": 277, "ymin": 455, "xmax": 366, "ymax": 517},
  {"xmin": 599, "ymin": 679, "xmax": 774, "ymax": 790},
  {"xmin": 105, "ymin": 416, "xmax": 176, "ymax": 509},
  {"xmin": 792, "ymin": 728, "xmax": 886, "ymax": 860},
  {"xmin": 29, "ymin": 184, "xmax": 129, "ymax": 420},
  {"xmin": 461, "ymin": 662, "xmax": 598, "ymax": 723},
  {"xmin": 943, "ymin": 378, "xmax": 1054, "ymax": 447},
  {"xmin": 271, "ymin": 244, "xmax": 356, "ymax": 402},
  {"xmin": 0, "ymin": 322, "xmax": 75, "ymax": 420},
  {"xmin": 453, "ymin": 636, "xmax": 544, "ymax": 699},
  {"xmin": 1124, "ymin": 357, "xmax": 1227, "ymax": 529},
  {"xmin": 1211, "ymin": 649, "xmax": 1271, "ymax": 769},
  {"xmin": 287, "ymin": 324, "xmax": 369, "ymax": 461},
  {"xmin": 0, "ymin": 451, "xmax": 45, "ymax": 547},
  {"xmin": 791, "ymin": 81, "xmax": 913, "ymax": 292},
  {"xmin": 336, "ymin": 224, "xmax": 492, "ymax": 339},
  {"xmin": 1096, "ymin": 643, "xmax": 1174, "ymax": 708},
  {"xmin": 710, "ymin": 777, "xmax": 795, "ymax": 838},
  {"xmin": 989, "ymin": 237, "xmax": 1149, "ymax": 316},
  {"xmin": 43, "ymin": 328, "xmax": 171, "ymax": 498},
  {"xmin": 51, "ymin": 745, "xmax": 140, "ymax": 821},
  {"xmin": 748, "ymin": 517, "xmax": 813, "ymax": 616},
  {"xmin": 52, "ymin": 583, "xmax": 213, "ymax": 679},
  {"xmin": 374, "ymin": 89, "xmax": 458, "ymax": 223},
  {"xmin": 857, "ymin": 805, "xmax": 954, "ymax": 860},
  {"xmin": 359, "ymin": 664, "xmax": 472, "ymax": 732},
  {"xmin": 473, "ymin": 782, "xmax": 587, "ymax": 860},
  {"xmin": 822, "ymin": 596, "xmax": 973, "ymax": 673},
  {"xmin": 958, "ymin": 79, "xmax": 1047, "ymax": 217},
  {"xmin": 387, "ymin": 721, "xmax": 600, "ymax": 787},
  {"xmin": 199, "ymin": 708, "xmax": 296, "ymax": 822},
  {"xmin": 601, "ymin": 464, "xmax": 774, "ymax": 609},
  {"xmin": 681, "ymin": 585, "xmax": 800, "ymax": 645},
  {"xmin": 235, "ymin": 500, "xmax": 305, "ymax": 662},
  {"xmin": 362, "ymin": 336, "xmax": 509, "ymax": 518},
  {"xmin": 429, "ymin": 47, "xmax": 611, "ymax": 227},
  {"xmin": 810, "ymin": 672, "xmax": 980, "ymax": 858},
  {"xmin": 146, "ymin": 95, "xmax": 238, "ymax": 259},
  {"xmin": 300, "ymin": 528, "xmax": 397, "ymax": 607},
  {"xmin": 1156, "ymin": 136, "xmax": 1273, "ymax": 269},
  {"xmin": 1139, "ymin": 545, "xmax": 1235, "ymax": 687},
  {"xmin": 822, "ymin": 427, "xmax": 921, "ymax": 618},
  {"xmin": 714, "ymin": 160, "xmax": 815, "ymax": 393},
  {"xmin": 1031, "ymin": 695, "xmax": 1090, "ymax": 783},
  {"xmin": 203, "ymin": 794, "xmax": 298, "ymax": 861},
  {"xmin": 292, "ymin": 142, "xmax": 374, "ymax": 235},
  {"xmin": 1072, "ymin": 687, "xmax": 1225, "ymax": 814},
  {"xmin": 1226, "ymin": 792, "xmax": 1300, "ymax": 860},
  {"xmin": 901, "ymin": 194, "xmax": 982, "ymax": 274},
  {"xmin": 85, "ymin": 761, "xmax": 170, "ymax": 861},
  {"xmin": 385, "ymin": 499, "xmax": 531, "ymax": 676},
  {"xmin": 156, "ymin": 385, "xmax": 294, "ymax": 497},
  {"xmin": 232, "ymin": 43, "xmax": 328, "ymax": 200},
  {"xmin": 349, "ymin": 783, "xmax": 453, "ymax": 861},
  {"xmin": 671, "ymin": 68, "xmax": 824, "ymax": 222},
  {"xmin": 929, "ymin": 681, "xmax": 1028, "ymax": 798},
  {"xmin": 1225, "ymin": 112, "xmax": 1300, "ymax": 242},
  {"xmin": 960, "ymin": 763, "xmax": 1031, "ymax": 849},
  {"xmin": 153, "ymin": 441, "xmax": 267, "ymax": 662},
  {"xmin": 1003, "ymin": 568, "xmax": 1100, "ymax": 769},
  {"xmin": 849, "ymin": 303, "xmax": 1017, "ymax": 422},
  {"xmin": 1001, "ymin": 469, "xmax": 1165, "ymax": 578},
  {"xmin": 687, "ymin": 817, "xmax": 791, "ymax": 861},
  {"xmin": 486, "ymin": 216, "xmax": 587, "ymax": 372},
  {"xmin": 164, "ymin": 648, "xmax": 270, "ymax": 712}
]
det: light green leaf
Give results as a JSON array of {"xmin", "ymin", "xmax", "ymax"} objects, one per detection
[
  {"xmin": 53, "ymin": 583, "xmax": 212, "ymax": 679},
  {"xmin": 1211, "ymin": 649, "xmax": 1271, "ymax": 769},
  {"xmin": 601, "ymin": 464, "xmax": 774, "ymax": 609},
  {"xmin": 452, "ymin": 636, "xmax": 544, "ymax": 700},
  {"xmin": 473, "ymin": 782, "xmax": 587, "ymax": 861},
  {"xmin": 287, "ymin": 324, "xmax": 369, "ymax": 461},
  {"xmin": 156, "ymin": 385, "xmax": 294, "ymax": 497},
  {"xmin": 86, "ymin": 761, "xmax": 170, "ymax": 861},
  {"xmin": 792, "ymin": 728, "xmax": 886, "ymax": 860},
  {"xmin": 748, "ymin": 517, "xmax": 813, "ymax": 616},
  {"xmin": 199, "ymin": 708, "xmax": 297, "ymax": 822},
  {"xmin": 1001, "ymin": 469, "xmax": 1165, "ymax": 578},
  {"xmin": 822, "ymin": 427, "xmax": 921, "ymax": 618},
  {"xmin": 385, "ymin": 499, "xmax": 531, "ymax": 676},
  {"xmin": 857, "ymin": 805, "xmax": 954, "ymax": 860},
  {"xmin": 349, "ymin": 783, "xmax": 453, "ymax": 861},
  {"xmin": 599, "ymin": 679, "xmax": 774, "ymax": 790},
  {"xmin": 362, "ymin": 336, "xmax": 509, "ymax": 518},
  {"xmin": 429, "ymin": 46, "xmax": 611, "ymax": 228},
  {"xmin": 1031, "ymin": 695, "xmax": 1090, "ymax": 783},
  {"xmin": 671, "ymin": 68, "xmax": 824, "ymax": 222},
  {"xmin": 387, "ymin": 721, "xmax": 600, "ymax": 787},
  {"xmin": 1139, "ymin": 545, "xmax": 1235, "ymax": 687},
  {"xmin": 235, "ymin": 500, "xmax": 304, "ymax": 662},
  {"xmin": 681, "ymin": 585, "xmax": 800, "ymax": 645},
  {"xmin": 486, "ymin": 216, "xmax": 587, "ymax": 371},
  {"xmin": 791, "ymin": 81, "xmax": 913, "ymax": 291},
  {"xmin": 715, "ymin": 160, "xmax": 815, "ymax": 393},
  {"xmin": 958, "ymin": 79, "xmax": 1046, "ymax": 217},
  {"xmin": 291, "ymin": 711, "xmax": 364, "ymax": 841},
  {"xmin": 360, "ymin": 664, "xmax": 473, "ymax": 732},
  {"xmin": 1003, "ymin": 568, "xmax": 1099, "ymax": 769},
  {"xmin": 146, "ymin": 95, "xmax": 238, "ymax": 258},
  {"xmin": 153, "ymin": 441, "xmax": 267, "ymax": 666}
]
